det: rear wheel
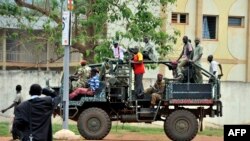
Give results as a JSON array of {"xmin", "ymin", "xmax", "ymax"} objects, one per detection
[
  {"xmin": 164, "ymin": 110, "xmax": 198, "ymax": 141},
  {"xmin": 77, "ymin": 107, "xmax": 111, "ymax": 140}
]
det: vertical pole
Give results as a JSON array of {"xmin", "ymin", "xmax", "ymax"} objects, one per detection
[
  {"xmin": 246, "ymin": 0, "xmax": 250, "ymax": 82},
  {"xmin": 195, "ymin": 0, "xmax": 203, "ymax": 39},
  {"xmin": 62, "ymin": 44, "xmax": 70, "ymax": 129},
  {"xmin": 46, "ymin": 41, "xmax": 49, "ymax": 71},
  {"xmin": 62, "ymin": 10, "xmax": 71, "ymax": 129},
  {"xmin": 2, "ymin": 29, "xmax": 6, "ymax": 70}
]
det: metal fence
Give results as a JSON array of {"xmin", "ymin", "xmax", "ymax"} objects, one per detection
[
  {"xmin": 3, "ymin": 51, "xmax": 81, "ymax": 64},
  {"xmin": 6, "ymin": 50, "xmax": 51, "ymax": 63},
  {"xmin": 0, "ymin": 51, "xmax": 2, "ymax": 61}
]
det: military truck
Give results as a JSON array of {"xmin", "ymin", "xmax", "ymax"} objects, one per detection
[{"xmin": 50, "ymin": 59, "xmax": 222, "ymax": 141}]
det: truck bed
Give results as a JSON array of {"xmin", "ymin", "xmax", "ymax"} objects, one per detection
[{"xmin": 166, "ymin": 83, "xmax": 215, "ymax": 105}]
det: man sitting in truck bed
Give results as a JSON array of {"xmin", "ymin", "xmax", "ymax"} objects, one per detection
[
  {"xmin": 69, "ymin": 68, "xmax": 100, "ymax": 99},
  {"xmin": 144, "ymin": 73, "xmax": 165, "ymax": 108},
  {"xmin": 71, "ymin": 60, "xmax": 91, "ymax": 90}
]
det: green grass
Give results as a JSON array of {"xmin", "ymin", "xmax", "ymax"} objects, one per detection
[
  {"xmin": 0, "ymin": 122, "xmax": 11, "ymax": 136},
  {"xmin": 0, "ymin": 122, "xmax": 223, "ymax": 137},
  {"xmin": 0, "ymin": 122, "xmax": 81, "ymax": 136}
]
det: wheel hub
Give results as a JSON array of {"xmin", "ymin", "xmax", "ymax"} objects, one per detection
[
  {"xmin": 175, "ymin": 119, "xmax": 189, "ymax": 133},
  {"xmin": 88, "ymin": 117, "xmax": 101, "ymax": 131}
]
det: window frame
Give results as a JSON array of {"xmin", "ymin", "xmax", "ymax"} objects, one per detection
[
  {"xmin": 202, "ymin": 15, "xmax": 219, "ymax": 40},
  {"xmin": 228, "ymin": 16, "xmax": 245, "ymax": 28},
  {"xmin": 171, "ymin": 12, "xmax": 189, "ymax": 24}
]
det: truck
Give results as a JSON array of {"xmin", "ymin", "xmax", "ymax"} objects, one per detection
[{"xmin": 50, "ymin": 59, "xmax": 223, "ymax": 141}]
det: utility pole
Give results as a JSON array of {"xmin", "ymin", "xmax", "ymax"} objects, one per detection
[{"xmin": 61, "ymin": 0, "xmax": 73, "ymax": 129}]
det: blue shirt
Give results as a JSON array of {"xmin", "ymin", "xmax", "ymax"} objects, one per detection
[{"xmin": 88, "ymin": 74, "xmax": 100, "ymax": 91}]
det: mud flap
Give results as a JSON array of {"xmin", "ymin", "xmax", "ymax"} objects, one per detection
[
  {"xmin": 217, "ymin": 101, "xmax": 223, "ymax": 117},
  {"xmin": 198, "ymin": 107, "xmax": 204, "ymax": 132}
]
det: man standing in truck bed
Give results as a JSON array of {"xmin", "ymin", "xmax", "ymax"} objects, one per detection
[
  {"xmin": 131, "ymin": 47, "xmax": 145, "ymax": 99},
  {"xmin": 191, "ymin": 37, "xmax": 203, "ymax": 83}
]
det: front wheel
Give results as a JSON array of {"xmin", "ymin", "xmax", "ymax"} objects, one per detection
[
  {"xmin": 164, "ymin": 110, "xmax": 198, "ymax": 141},
  {"xmin": 77, "ymin": 107, "xmax": 111, "ymax": 140}
]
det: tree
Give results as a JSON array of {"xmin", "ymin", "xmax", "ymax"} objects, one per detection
[{"xmin": 0, "ymin": 0, "xmax": 179, "ymax": 63}]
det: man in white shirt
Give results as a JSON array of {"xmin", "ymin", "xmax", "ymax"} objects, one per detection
[
  {"xmin": 207, "ymin": 55, "xmax": 223, "ymax": 82},
  {"xmin": 1, "ymin": 85, "xmax": 23, "ymax": 140},
  {"xmin": 112, "ymin": 41, "xmax": 126, "ymax": 61},
  {"xmin": 110, "ymin": 41, "xmax": 127, "ymax": 74}
]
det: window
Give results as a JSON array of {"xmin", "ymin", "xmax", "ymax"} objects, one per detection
[
  {"xmin": 228, "ymin": 16, "xmax": 244, "ymax": 27},
  {"xmin": 171, "ymin": 13, "xmax": 188, "ymax": 24},
  {"xmin": 203, "ymin": 16, "xmax": 217, "ymax": 39},
  {"xmin": 172, "ymin": 13, "xmax": 178, "ymax": 23}
]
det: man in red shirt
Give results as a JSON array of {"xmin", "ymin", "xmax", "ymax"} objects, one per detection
[{"xmin": 131, "ymin": 47, "xmax": 145, "ymax": 99}]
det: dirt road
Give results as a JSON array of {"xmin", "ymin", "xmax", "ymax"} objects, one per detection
[{"xmin": 0, "ymin": 133, "xmax": 223, "ymax": 141}]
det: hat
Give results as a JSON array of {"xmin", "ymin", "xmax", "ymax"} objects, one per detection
[
  {"xmin": 171, "ymin": 61, "xmax": 178, "ymax": 65},
  {"xmin": 157, "ymin": 73, "xmax": 163, "ymax": 77},
  {"xmin": 170, "ymin": 61, "xmax": 178, "ymax": 70},
  {"xmin": 80, "ymin": 60, "xmax": 87, "ymax": 65},
  {"xmin": 195, "ymin": 37, "xmax": 200, "ymax": 41},
  {"xmin": 113, "ymin": 40, "xmax": 118, "ymax": 45},
  {"xmin": 144, "ymin": 35, "xmax": 150, "ymax": 39},
  {"xmin": 91, "ymin": 67, "xmax": 99, "ymax": 73}
]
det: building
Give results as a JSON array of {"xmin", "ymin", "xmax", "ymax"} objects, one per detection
[
  {"xmin": 165, "ymin": 0, "xmax": 250, "ymax": 82},
  {"xmin": 0, "ymin": 16, "xmax": 81, "ymax": 71}
]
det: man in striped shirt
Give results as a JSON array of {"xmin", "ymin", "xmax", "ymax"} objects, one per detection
[{"xmin": 69, "ymin": 68, "xmax": 100, "ymax": 99}]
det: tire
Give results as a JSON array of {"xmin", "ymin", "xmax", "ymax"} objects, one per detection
[
  {"xmin": 77, "ymin": 107, "xmax": 111, "ymax": 140},
  {"xmin": 164, "ymin": 110, "xmax": 198, "ymax": 141}
]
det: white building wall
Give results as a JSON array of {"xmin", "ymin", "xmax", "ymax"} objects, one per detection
[
  {"xmin": 202, "ymin": 0, "xmax": 219, "ymax": 15},
  {"xmin": 205, "ymin": 81, "xmax": 250, "ymax": 126},
  {"xmin": 227, "ymin": 0, "xmax": 248, "ymax": 81},
  {"xmin": 0, "ymin": 71, "xmax": 61, "ymax": 120},
  {"xmin": 184, "ymin": 0, "xmax": 196, "ymax": 41}
]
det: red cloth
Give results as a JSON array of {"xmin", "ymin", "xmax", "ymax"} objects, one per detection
[
  {"xmin": 80, "ymin": 60, "xmax": 87, "ymax": 65},
  {"xmin": 69, "ymin": 88, "xmax": 94, "ymax": 99},
  {"xmin": 133, "ymin": 52, "xmax": 145, "ymax": 74}
]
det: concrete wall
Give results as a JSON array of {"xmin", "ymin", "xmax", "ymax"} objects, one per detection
[
  {"xmin": 205, "ymin": 81, "xmax": 250, "ymax": 127},
  {"xmin": 1, "ymin": 71, "xmax": 250, "ymax": 128},
  {"xmin": 0, "ymin": 70, "xmax": 61, "ymax": 121}
]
